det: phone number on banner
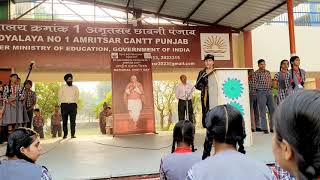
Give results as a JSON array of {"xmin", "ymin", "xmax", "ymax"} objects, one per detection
[{"xmin": 152, "ymin": 56, "xmax": 181, "ymax": 60}]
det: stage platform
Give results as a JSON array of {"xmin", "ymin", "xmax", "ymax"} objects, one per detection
[{"xmin": 0, "ymin": 132, "xmax": 274, "ymax": 179}]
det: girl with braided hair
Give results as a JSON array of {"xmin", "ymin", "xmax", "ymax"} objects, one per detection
[
  {"xmin": 289, "ymin": 56, "xmax": 306, "ymax": 94},
  {"xmin": 187, "ymin": 105, "xmax": 272, "ymax": 180},
  {"xmin": 1, "ymin": 74, "xmax": 29, "ymax": 139},
  {"xmin": 274, "ymin": 60, "xmax": 291, "ymax": 105},
  {"xmin": 0, "ymin": 128, "xmax": 52, "ymax": 180},
  {"xmin": 160, "ymin": 120, "xmax": 201, "ymax": 180},
  {"xmin": 272, "ymin": 90, "xmax": 320, "ymax": 180}
]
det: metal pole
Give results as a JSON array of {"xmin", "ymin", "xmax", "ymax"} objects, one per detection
[
  {"xmin": 93, "ymin": 0, "xmax": 96, "ymax": 23},
  {"xmin": 51, "ymin": 0, "xmax": 53, "ymax": 21},
  {"xmin": 185, "ymin": 91, "xmax": 189, "ymax": 121},
  {"xmin": 8, "ymin": 0, "xmax": 11, "ymax": 20},
  {"xmin": 15, "ymin": 0, "xmax": 47, "ymax": 20},
  {"xmin": 287, "ymin": 0, "xmax": 296, "ymax": 56}
]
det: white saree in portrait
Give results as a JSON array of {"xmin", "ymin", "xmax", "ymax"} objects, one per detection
[{"xmin": 126, "ymin": 85, "xmax": 143, "ymax": 122}]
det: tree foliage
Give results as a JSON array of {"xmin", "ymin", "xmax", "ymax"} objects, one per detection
[
  {"xmin": 94, "ymin": 91, "xmax": 112, "ymax": 118},
  {"xmin": 78, "ymin": 91, "xmax": 98, "ymax": 119},
  {"xmin": 34, "ymin": 82, "xmax": 61, "ymax": 122},
  {"xmin": 96, "ymin": 82, "xmax": 112, "ymax": 100},
  {"xmin": 153, "ymin": 81, "xmax": 178, "ymax": 131},
  {"xmin": 192, "ymin": 90, "xmax": 202, "ymax": 128},
  {"xmin": 35, "ymin": 82, "xmax": 84, "ymax": 122}
]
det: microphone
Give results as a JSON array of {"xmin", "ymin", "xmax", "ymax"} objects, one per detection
[
  {"xmin": 195, "ymin": 70, "xmax": 207, "ymax": 88},
  {"xmin": 30, "ymin": 60, "xmax": 36, "ymax": 68},
  {"xmin": 202, "ymin": 72, "xmax": 207, "ymax": 77}
]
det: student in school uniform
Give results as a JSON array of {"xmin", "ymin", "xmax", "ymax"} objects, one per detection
[
  {"xmin": 24, "ymin": 80, "xmax": 37, "ymax": 128},
  {"xmin": 51, "ymin": 105, "xmax": 62, "ymax": 138},
  {"xmin": 253, "ymin": 59, "xmax": 275, "ymax": 134},
  {"xmin": 0, "ymin": 128, "xmax": 52, "ymax": 180},
  {"xmin": 33, "ymin": 109, "xmax": 44, "ymax": 139},
  {"xmin": 105, "ymin": 105, "xmax": 113, "ymax": 135},
  {"xmin": 288, "ymin": 56, "xmax": 306, "ymax": 94},
  {"xmin": 273, "ymin": 60, "xmax": 291, "ymax": 105},
  {"xmin": 187, "ymin": 105, "xmax": 273, "ymax": 180},
  {"xmin": 2, "ymin": 74, "xmax": 29, "ymax": 137},
  {"xmin": 160, "ymin": 120, "xmax": 201, "ymax": 180},
  {"xmin": 272, "ymin": 90, "xmax": 320, "ymax": 180},
  {"xmin": 99, "ymin": 102, "xmax": 108, "ymax": 135},
  {"xmin": 248, "ymin": 69, "xmax": 260, "ymax": 131}
]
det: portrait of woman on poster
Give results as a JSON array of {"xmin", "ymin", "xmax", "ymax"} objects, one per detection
[{"xmin": 124, "ymin": 75, "xmax": 144, "ymax": 128}]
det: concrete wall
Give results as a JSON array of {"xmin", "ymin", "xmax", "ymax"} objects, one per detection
[
  {"xmin": 232, "ymin": 33, "xmax": 246, "ymax": 68},
  {"xmin": 252, "ymin": 25, "xmax": 320, "ymax": 73}
]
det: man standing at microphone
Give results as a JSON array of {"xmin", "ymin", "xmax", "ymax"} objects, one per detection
[
  {"xmin": 195, "ymin": 54, "xmax": 215, "ymax": 128},
  {"xmin": 175, "ymin": 75, "xmax": 194, "ymax": 122},
  {"xmin": 59, "ymin": 73, "xmax": 79, "ymax": 139}
]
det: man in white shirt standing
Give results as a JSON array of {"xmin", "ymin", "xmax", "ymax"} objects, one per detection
[
  {"xmin": 58, "ymin": 73, "xmax": 79, "ymax": 139},
  {"xmin": 175, "ymin": 75, "xmax": 194, "ymax": 122}
]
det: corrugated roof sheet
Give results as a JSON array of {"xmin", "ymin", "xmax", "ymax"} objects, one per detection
[
  {"xmin": 96, "ymin": 0, "xmax": 307, "ymax": 30},
  {"xmin": 192, "ymin": 0, "xmax": 243, "ymax": 23},
  {"xmin": 160, "ymin": 0, "xmax": 203, "ymax": 18}
]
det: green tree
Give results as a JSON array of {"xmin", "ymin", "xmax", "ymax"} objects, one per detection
[
  {"xmin": 94, "ymin": 91, "xmax": 112, "ymax": 118},
  {"xmin": 78, "ymin": 91, "xmax": 98, "ymax": 119},
  {"xmin": 192, "ymin": 90, "xmax": 202, "ymax": 128},
  {"xmin": 35, "ymin": 82, "xmax": 84, "ymax": 122},
  {"xmin": 96, "ymin": 82, "xmax": 112, "ymax": 100},
  {"xmin": 153, "ymin": 81, "xmax": 178, "ymax": 131},
  {"xmin": 34, "ymin": 82, "xmax": 61, "ymax": 122}
]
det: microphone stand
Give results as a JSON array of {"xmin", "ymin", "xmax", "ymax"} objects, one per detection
[
  {"xmin": 19, "ymin": 63, "xmax": 34, "ymax": 99},
  {"xmin": 184, "ymin": 70, "xmax": 211, "ymax": 121}
]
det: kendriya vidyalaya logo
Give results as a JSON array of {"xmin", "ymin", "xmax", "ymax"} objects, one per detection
[
  {"xmin": 200, "ymin": 33, "xmax": 230, "ymax": 60},
  {"xmin": 204, "ymin": 35, "xmax": 227, "ymax": 53}
]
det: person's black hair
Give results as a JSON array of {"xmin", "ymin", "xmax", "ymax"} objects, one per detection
[
  {"xmin": 64, "ymin": 73, "xmax": 73, "ymax": 82},
  {"xmin": 6, "ymin": 128, "xmax": 39, "ymax": 163},
  {"xmin": 180, "ymin": 74, "xmax": 186, "ymax": 80},
  {"xmin": 202, "ymin": 105, "xmax": 246, "ymax": 160},
  {"xmin": 290, "ymin": 56, "xmax": 299, "ymax": 65},
  {"xmin": 171, "ymin": 120, "xmax": 195, "ymax": 153},
  {"xmin": 257, "ymin": 59, "xmax": 265, "ymax": 65},
  {"xmin": 0, "ymin": 80, "xmax": 3, "ymax": 85},
  {"xmin": 204, "ymin": 54, "xmax": 215, "ymax": 61},
  {"xmin": 34, "ymin": 108, "xmax": 40, "ymax": 112},
  {"xmin": 25, "ymin": 80, "xmax": 33, "ymax": 86},
  {"xmin": 54, "ymin": 105, "xmax": 60, "ymax": 108},
  {"xmin": 280, "ymin": 59, "xmax": 289, "ymax": 71},
  {"xmin": 274, "ymin": 90, "xmax": 320, "ymax": 180},
  {"xmin": 289, "ymin": 56, "xmax": 304, "ymax": 88}
]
